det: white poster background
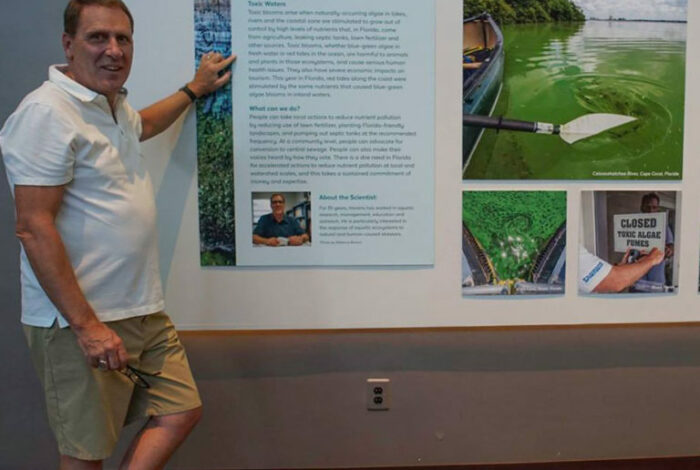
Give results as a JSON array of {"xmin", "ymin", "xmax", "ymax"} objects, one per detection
[
  {"xmin": 231, "ymin": 0, "xmax": 435, "ymax": 266},
  {"xmin": 124, "ymin": 0, "xmax": 700, "ymax": 329}
]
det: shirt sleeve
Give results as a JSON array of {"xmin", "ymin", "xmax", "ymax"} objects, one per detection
[
  {"xmin": 0, "ymin": 102, "xmax": 76, "ymax": 188},
  {"xmin": 123, "ymin": 100, "xmax": 143, "ymax": 139},
  {"xmin": 253, "ymin": 214, "xmax": 268, "ymax": 236},
  {"xmin": 578, "ymin": 246, "xmax": 613, "ymax": 294}
]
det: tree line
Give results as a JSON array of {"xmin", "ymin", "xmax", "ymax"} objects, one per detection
[{"xmin": 464, "ymin": 0, "xmax": 585, "ymax": 24}]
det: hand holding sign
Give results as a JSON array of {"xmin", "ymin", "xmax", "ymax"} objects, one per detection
[{"xmin": 640, "ymin": 247, "xmax": 665, "ymax": 267}]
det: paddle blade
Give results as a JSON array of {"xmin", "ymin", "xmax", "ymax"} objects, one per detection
[{"xmin": 560, "ymin": 113, "xmax": 636, "ymax": 144}]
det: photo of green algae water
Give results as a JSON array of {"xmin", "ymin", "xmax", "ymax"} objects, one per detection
[
  {"xmin": 463, "ymin": 0, "xmax": 687, "ymax": 180},
  {"xmin": 462, "ymin": 191, "xmax": 567, "ymax": 296}
]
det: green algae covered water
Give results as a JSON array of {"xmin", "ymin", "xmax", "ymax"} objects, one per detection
[
  {"xmin": 463, "ymin": 191, "xmax": 567, "ymax": 281},
  {"xmin": 464, "ymin": 21, "xmax": 686, "ymax": 180}
]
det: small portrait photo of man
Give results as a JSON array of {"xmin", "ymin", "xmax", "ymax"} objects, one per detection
[{"xmin": 252, "ymin": 192, "xmax": 311, "ymax": 247}]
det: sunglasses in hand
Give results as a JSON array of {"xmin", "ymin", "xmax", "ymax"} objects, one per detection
[{"xmin": 119, "ymin": 365, "xmax": 161, "ymax": 389}]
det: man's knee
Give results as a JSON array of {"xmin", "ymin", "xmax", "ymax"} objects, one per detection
[{"xmin": 151, "ymin": 406, "xmax": 202, "ymax": 436}]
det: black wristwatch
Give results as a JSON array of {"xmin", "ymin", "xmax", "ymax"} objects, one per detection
[{"xmin": 179, "ymin": 84, "xmax": 198, "ymax": 102}]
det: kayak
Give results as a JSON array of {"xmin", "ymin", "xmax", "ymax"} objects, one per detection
[{"xmin": 463, "ymin": 13, "xmax": 504, "ymax": 171}]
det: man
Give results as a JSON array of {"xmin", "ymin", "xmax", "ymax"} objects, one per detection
[
  {"xmin": 253, "ymin": 193, "xmax": 309, "ymax": 246},
  {"xmin": 636, "ymin": 192, "xmax": 674, "ymax": 285},
  {"xmin": 0, "ymin": 1, "xmax": 234, "ymax": 468},
  {"xmin": 579, "ymin": 245, "xmax": 664, "ymax": 294}
]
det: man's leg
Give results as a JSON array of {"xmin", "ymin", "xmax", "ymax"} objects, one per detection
[
  {"xmin": 119, "ymin": 313, "xmax": 202, "ymax": 469},
  {"xmin": 59, "ymin": 455, "xmax": 103, "ymax": 470},
  {"xmin": 119, "ymin": 406, "xmax": 202, "ymax": 470}
]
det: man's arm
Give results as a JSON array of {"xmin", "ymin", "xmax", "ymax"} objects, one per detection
[
  {"xmin": 593, "ymin": 247, "xmax": 665, "ymax": 293},
  {"xmin": 253, "ymin": 234, "xmax": 280, "ymax": 246},
  {"xmin": 14, "ymin": 185, "xmax": 127, "ymax": 370},
  {"xmin": 287, "ymin": 217, "xmax": 309, "ymax": 246},
  {"xmin": 287, "ymin": 233, "xmax": 309, "ymax": 246},
  {"xmin": 139, "ymin": 53, "xmax": 236, "ymax": 141},
  {"xmin": 253, "ymin": 215, "xmax": 280, "ymax": 246}
]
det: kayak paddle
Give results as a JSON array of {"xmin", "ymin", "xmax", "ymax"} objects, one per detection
[{"xmin": 463, "ymin": 113, "xmax": 637, "ymax": 144}]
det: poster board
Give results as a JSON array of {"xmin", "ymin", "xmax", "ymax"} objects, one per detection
[{"xmin": 124, "ymin": 0, "xmax": 700, "ymax": 329}]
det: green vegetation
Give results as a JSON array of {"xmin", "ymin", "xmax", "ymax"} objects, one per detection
[
  {"xmin": 196, "ymin": 109, "xmax": 235, "ymax": 266},
  {"xmin": 464, "ymin": 0, "xmax": 585, "ymax": 24},
  {"xmin": 462, "ymin": 191, "xmax": 566, "ymax": 280},
  {"xmin": 195, "ymin": 1, "xmax": 234, "ymax": 266},
  {"xmin": 201, "ymin": 249, "xmax": 234, "ymax": 266}
]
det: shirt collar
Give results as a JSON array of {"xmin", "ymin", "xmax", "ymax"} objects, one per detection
[{"xmin": 49, "ymin": 64, "xmax": 128, "ymax": 106}]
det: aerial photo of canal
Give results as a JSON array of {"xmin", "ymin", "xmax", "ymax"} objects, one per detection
[
  {"xmin": 463, "ymin": 0, "xmax": 687, "ymax": 180},
  {"xmin": 462, "ymin": 190, "xmax": 567, "ymax": 296}
]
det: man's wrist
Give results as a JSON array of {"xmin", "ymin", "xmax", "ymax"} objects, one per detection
[
  {"xmin": 70, "ymin": 311, "xmax": 102, "ymax": 333},
  {"xmin": 179, "ymin": 84, "xmax": 198, "ymax": 102},
  {"xmin": 185, "ymin": 81, "xmax": 208, "ymax": 100}
]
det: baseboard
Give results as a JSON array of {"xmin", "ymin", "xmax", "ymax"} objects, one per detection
[{"xmin": 215, "ymin": 456, "xmax": 700, "ymax": 470}]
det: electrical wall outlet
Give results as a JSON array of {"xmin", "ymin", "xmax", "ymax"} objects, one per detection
[{"xmin": 366, "ymin": 378, "xmax": 390, "ymax": 411}]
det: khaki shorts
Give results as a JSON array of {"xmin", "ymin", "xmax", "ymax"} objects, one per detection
[{"xmin": 24, "ymin": 311, "xmax": 201, "ymax": 461}]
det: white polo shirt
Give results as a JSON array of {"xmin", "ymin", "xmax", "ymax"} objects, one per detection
[
  {"xmin": 0, "ymin": 65, "xmax": 164, "ymax": 327},
  {"xmin": 578, "ymin": 246, "xmax": 612, "ymax": 294}
]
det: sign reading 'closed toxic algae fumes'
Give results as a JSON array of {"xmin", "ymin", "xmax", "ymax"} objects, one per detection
[{"xmin": 613, "ymin": 212, "xmax": 667, "ymax": 252}]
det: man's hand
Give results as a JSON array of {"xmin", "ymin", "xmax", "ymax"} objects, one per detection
[
  {"xmin": 188, "ymin": 52, "xmax": 237, "ymax": 98},
  {"xmin": 617, "ymin": 248, "xmax": 632, "ymax": 265},
  {"xmin": 593, "ymin": 247, "xmax": 665, "ymax": 293},
  {"xmin": 288, "ymin": 235, "xmax": 307, "ymax": 246},
  {"xmin": 266, "ymin": 237, "xmax": 280, "ymax": 247},
  {"xmin": 639, "ymin": 247, "xmax": 665, "ymax": 266},
  {"xmin": 664, "ymin": 244, "xmax": 674, "ymax": 258},
  {"xmin": 139, "ymin": 51, "xmax": 236, "ymax": 141},
  {"xmin": 74, "ymin": 319, "xmax": 128, "ymax": 371}
]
